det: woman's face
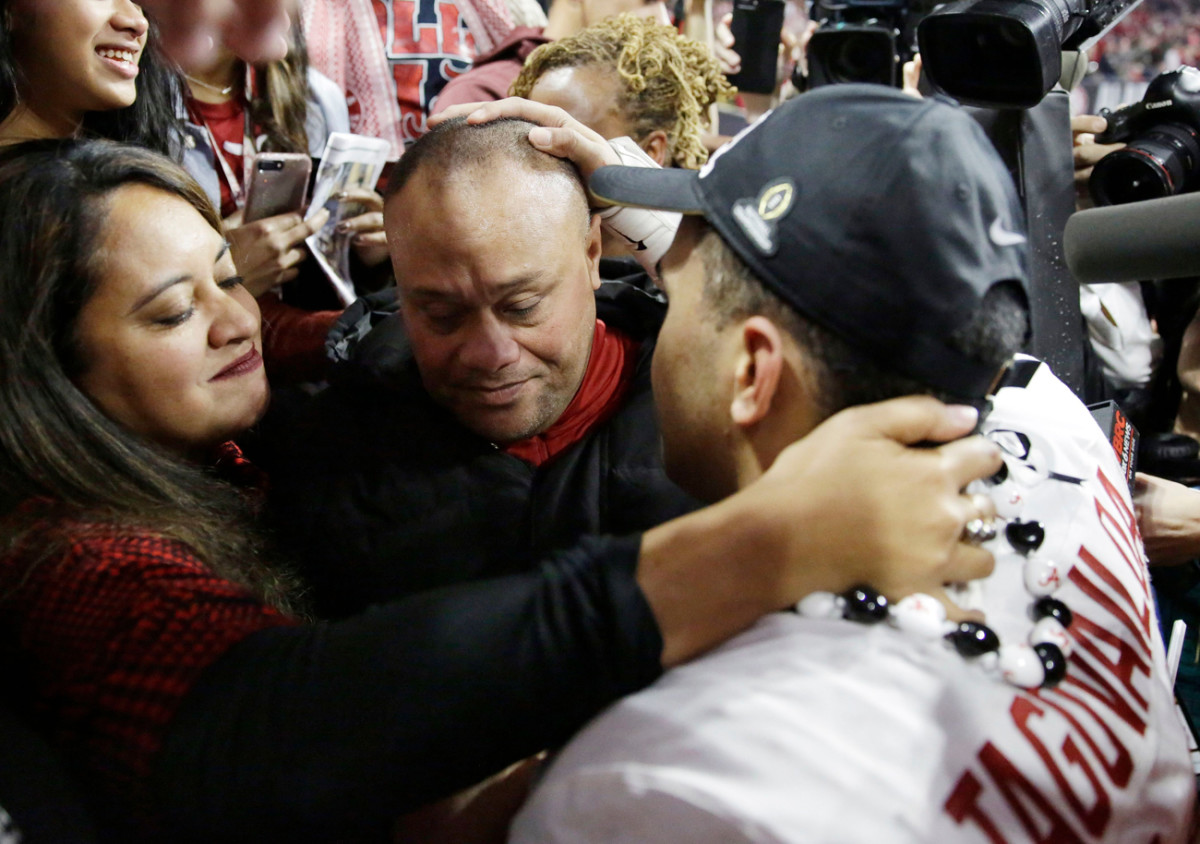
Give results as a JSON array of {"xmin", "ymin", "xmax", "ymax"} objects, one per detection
[
  {"xmin": 74, "ymin": 184, "xmax": 270, "ymax": 454},
  {"xmin": 11, "ymin": 0, "xmax": 149, "ymax": 124}
]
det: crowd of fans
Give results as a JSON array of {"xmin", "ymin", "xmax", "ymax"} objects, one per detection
[
  {"xmin": 1092, "ymin": 0, "xmax": 1200, "ymax": 81},
  {"xmin": 0, "ymin": 1, "xmax": 1197, "ymax": 842}
]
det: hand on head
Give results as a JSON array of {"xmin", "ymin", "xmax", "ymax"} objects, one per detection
[{"xmin": 430, "ymin": 98, "xmax": 622, "ymax": 192}]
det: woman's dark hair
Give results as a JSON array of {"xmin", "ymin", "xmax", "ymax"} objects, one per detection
[
  {"xmin": 0, "ymin": 5, "xmax": 183, "ymax": 157},
  {"xmin": 0, "ymin": 139, "xmax": 299, "ymax": 613},
  {"xmin": 248, "ymin": 21, "xmax": 312, "ymax": 155}
]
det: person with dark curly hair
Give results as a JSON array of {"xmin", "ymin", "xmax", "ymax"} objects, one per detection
[{"xmin": 509, "ymin": 15, "xmax": 734, "ymax": 169}]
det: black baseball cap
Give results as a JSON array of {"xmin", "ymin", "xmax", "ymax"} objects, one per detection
[{"xmin": 590, "ymin": 85, "xmax": 1029, "ymax": 399}]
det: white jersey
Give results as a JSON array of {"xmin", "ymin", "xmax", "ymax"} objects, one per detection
[{"xmin": 511, "ymin": 360, "xmax": 1196, "ymax": 843}]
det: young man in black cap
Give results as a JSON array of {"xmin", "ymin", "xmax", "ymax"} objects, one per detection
[{"xmin": 491, "ymin": 86, "xmax": 1196, "ymax": 841}]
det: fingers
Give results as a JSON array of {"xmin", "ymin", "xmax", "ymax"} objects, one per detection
[
  {"xmin": 714, "ymin": 12, "xmax": 741, "ymax": 75},
  {"xmin": 300, "ymin": 206, "xmax": 331, "ymax": 239},
  {"xmin": 527, "ymin": 126, "xmax": 621, "ymax": 177},
  {"xmin": 447, "ymin": 98, "xmax": 609, "ymax": 146},
  {"xmin": 902, "ymin": 54, "xmax": 923, "ymax": 99},
  {"xmin": 1074, "ymin": 140, "xmax": 1123, "ymax": 169},
  {"xmin": 430, "ymin": 98, "xmax": 618, "ymax": 176},
  {"xmin": 926, "ymin": 584, "xmax": 987, "ymax": 624},
  {"xmin": 1071, "ymin": 114, "xmax": 1108, "ymax": 136},
  {"xmin": 337, "ymin": 211, "xmax": 384, "ymax": 236},
  {"xmin": 837, "ymin": 395, "xmax": 980, "ymax": 446},
  {"xmin": 937, "ymin": 435, "xmax": 1004, "ymax": 492},
  {"xmin": 336, "ymin": 188, "xmax": 384, "ymax": 211},
  {"xmin": 279, "ymin": 246, "xmax": 306, "ymax": 271}
]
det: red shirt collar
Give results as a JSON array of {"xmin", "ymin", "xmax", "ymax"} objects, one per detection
[{"xmin": 502, "ymin": 319, "xmax": 638, "ymax": 467}]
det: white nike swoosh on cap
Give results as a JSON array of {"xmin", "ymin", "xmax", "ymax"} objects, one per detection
[{"xmin": 989, "ymin": 217, "xmax": 1027, "ymax": 247}]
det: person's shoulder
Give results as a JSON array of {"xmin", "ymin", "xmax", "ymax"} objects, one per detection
[{"xmin": 510, "ymin": 763, "xmax": 766, "ymax": 844}]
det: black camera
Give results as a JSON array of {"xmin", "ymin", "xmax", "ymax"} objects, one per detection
[
  {"xmin": 807, "ymin": 0, "xmax": 915, "ymax": 89},
  {"xmin": 1089, "ymin": 67, "xmax": 1200, "ymax": 206},
  {"xmin": 917, "ymin": 0, "xmax": 1137, "ymax": 108}
]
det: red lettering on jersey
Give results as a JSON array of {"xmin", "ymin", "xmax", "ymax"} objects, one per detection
[
  {"xmin": 1011, "ymin": 696, "xmax": 1112, "ymax": 835},
  {"xmin": 1039, "ymin": 685, "xmax": 1135, "ymax": 788},
  {"xmin": 1093, "ymin": 468, "xmax": 1150, "ymax": 597},
  {"xmin": 978, "ymin": 742, "xmax": 1086, "ymax": 843},
  {"xmin": 381, "ymin": 0, "xmax": 470, "ymax": 57},
  {"xmin": 945, "ymin": 770, "xmax": 1010, "ymax": 844},
  {"xmin": 1067, "ymin": 611, "xmax": 1150, "ymax": 734},
  {"xmin": 1072, "ymin": 548, "xmax": 1152, "ymax": 651}
]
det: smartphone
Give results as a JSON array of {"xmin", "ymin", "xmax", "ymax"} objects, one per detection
[
  {"xmin": 728, "ymin": 0, "xmax": 787, "ymax": 95},
  {"xmin": 243, "ymin": 152, "xmax": 312, "ymax": 223}
]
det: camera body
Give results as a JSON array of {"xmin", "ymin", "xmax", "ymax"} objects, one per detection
[
  {"xmin": 1089, "ymin": 67, "xmax": 1200, "ymax": 206},
  {"xmin": 807, "ymin": 0, "xmax": 915, "ymax": 89},
  {"xmin": 917, "ymin": 0, "xmax": 1137, "ymax": 108}
]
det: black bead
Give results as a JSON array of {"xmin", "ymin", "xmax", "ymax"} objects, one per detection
[
  {"xmin": 1005, "ymin": 520, "xmax": 1045, "ymax": 553},
  {"xmin": 946, "ymin": 622, "xmax": 1000, "ymax": 657},
  {"xmin": 1034, "ymin": 642, "xmax": 1068, "ymax": 686},
  {"xmin": 987, "ymin": 461, "xmax": 1009, "ymax": 486},
  {"xmin": 841, "ymin": 586, "xmax": 889, "ymax": 624},
  {"xmin": 1031, "ymin": 597, "xmax": 1073, "ymax": 628}
]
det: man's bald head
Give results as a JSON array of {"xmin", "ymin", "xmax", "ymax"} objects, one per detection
[{"xmin": 385, "ymin": 116, "xmax": 590, "ymax": 229}]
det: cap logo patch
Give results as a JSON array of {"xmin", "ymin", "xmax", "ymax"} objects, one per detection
[
  {"xmin": 733, "ymin": 177, "xmax": 796, "ymax": 256},
  {"xmin": 758, "ymin": 181, "xmax": 794, "ymax": 221}
]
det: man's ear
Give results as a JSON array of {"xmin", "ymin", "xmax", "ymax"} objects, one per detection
[
  {"xmin": 730, "ymin": 316, "xmax": 785, "ymax": 428},
  {"xmin": 639, "ymin": 131, "xmax": 670, "ymax": 167},
  {"xmin": 586, "ymin": 212, "xmax": 604, "ymax": 291}
]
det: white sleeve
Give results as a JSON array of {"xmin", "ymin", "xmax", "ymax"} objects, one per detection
[
  {"xmin": 509, "ymin": 766, "xmax": 770, "ymax": 844},
  {"xmin": 597, "ymin": 137, "xmax": 682, "ymax": 277}
]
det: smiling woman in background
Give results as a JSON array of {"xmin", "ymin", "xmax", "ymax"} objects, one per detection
[{"xmin": 0, "ymin": 0, "xmax": 178, "ymax": 151}]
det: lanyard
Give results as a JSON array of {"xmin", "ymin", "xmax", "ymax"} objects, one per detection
[{"xmin": 186, "ymin": 64, "xmax": 258, "ymax": 210}]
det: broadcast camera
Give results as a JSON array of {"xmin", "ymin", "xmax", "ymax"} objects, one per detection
[
  {"xmin": 1089, "ymin": 66, "xmax": 1200, "ymax": 206},
  {"xmin": 917, "ymin": 0, "xmax": 1139, "ymax": 108},
  {"xmin": 807, "ymin": 0, "xmax": 916, "ymax": 89}
]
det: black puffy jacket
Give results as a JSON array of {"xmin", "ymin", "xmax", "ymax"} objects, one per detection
[{"xmin": 265, "ymin": 275, "xmax": 700, "ymax": 618}]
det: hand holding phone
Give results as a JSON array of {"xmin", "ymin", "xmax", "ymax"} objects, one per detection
[
  {"xmin": 243, "ymin": 152, "xmax": 311, "ymax": 223},
  {"xmin": 728, "ymin": 0, "xmax": 787, "ymax": 95}
]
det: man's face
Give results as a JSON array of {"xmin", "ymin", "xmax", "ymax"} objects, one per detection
[
  {"xmin": 386, "ymin": 164, "xmax": 603, "ymax": 443},
  {"xmin": 652, "ymin": 219, "xmax": 740, "ymax": 503}
]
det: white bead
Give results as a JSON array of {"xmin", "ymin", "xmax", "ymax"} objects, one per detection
[
  {"xmin": 999, "ymin": 643, "xmax": 1046, "ymax": 688},
  {"xmin": 888, "ymin": 593, "xmax": 947, "ymax": 639},
  {"xmin": 796, "ymin": 591, "xmax": 842, "ymax": 619},
  {"xmin": 1023, "ymin": 557, "xmax": 1065, "ymax": 597},
  {"xmin": 1030, "ymin": 617, "xmax": 1073, "ymax": 657},
  {"xmin": 993, "ymin": 486, "xmax": 1025, "ymax": 519}
]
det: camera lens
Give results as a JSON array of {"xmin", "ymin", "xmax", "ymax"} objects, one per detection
[
  {"xmin": 831, "ymin": 33, "xmax": 893, "ymax": 83},
  {"xmin": 1090, "ymin": 122, "xmax": 1200, "ymax": 206}
]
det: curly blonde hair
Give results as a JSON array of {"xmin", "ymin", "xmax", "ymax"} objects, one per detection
[{"xmin": 510, "ymin": 16, "xmax": 734, "ymax": 169}]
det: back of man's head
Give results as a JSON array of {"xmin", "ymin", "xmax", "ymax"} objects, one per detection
[{"xmin": 695, "ymin": 223, "xmax": 1029, "ymax": 420}]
